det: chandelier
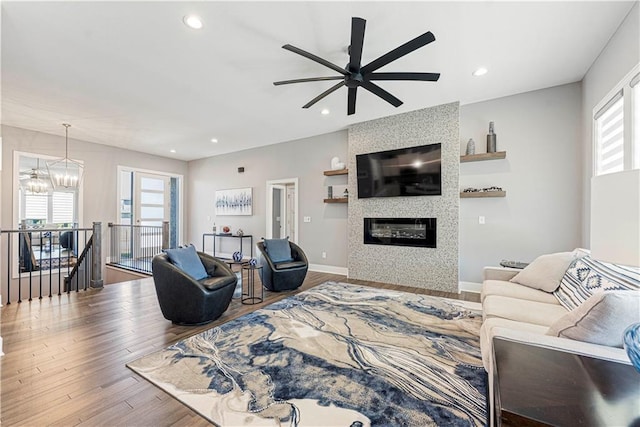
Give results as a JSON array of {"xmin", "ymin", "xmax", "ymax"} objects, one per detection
[{"xmin": 46, "ymin": 123, "xmax": 84, "ymax": 190}]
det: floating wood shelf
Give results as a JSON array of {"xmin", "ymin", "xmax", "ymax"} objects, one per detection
[
  {"xmin": 460, "ymin": 151, "xmax": 506, "ymax": 163},
  {"xmin": 324, "ymin": 197, "xmax": 348, "ymax": 203},
  {"xmin": 323, "ymin": 169, "xmax": 348, "ymax": 176},
  {"xmin": 460, "ymin": 191, "xmax": 506, "ymax": 198}
]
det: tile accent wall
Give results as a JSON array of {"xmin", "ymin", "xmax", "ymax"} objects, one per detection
[{"xmin": 347, "ymin": 102, "xmax": 460, "ymax": 292}]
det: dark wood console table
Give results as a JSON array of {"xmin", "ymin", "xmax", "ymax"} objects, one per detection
[
  {"xmin": 493, "ymin": 338, "xmax": 640, "ymax": 427},
  {"xmin": 202, "ymin": 233, "xmax": 253, "ymax": 259}
]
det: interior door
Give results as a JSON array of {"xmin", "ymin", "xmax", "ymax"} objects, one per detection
[{"xmin": 272, "ymin": 185, "xmax": 286, "ymax": 238}]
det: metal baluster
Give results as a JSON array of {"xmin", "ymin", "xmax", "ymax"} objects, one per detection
[
  {"xmin": 49, "ymin": 231, "xmax": 53, "ymax": 297},
  {"xmin": 6, "ymin": 232, "xmax": 11, "ymax": 304},
  {"xmin": 28, "ymin": 231, "xmax": 33, "ymax": 302},
  {"xmin": 38, "ymin": 231, "xmax": 43, "ymax": 299},
  {"xmin": 18, "ymin": 231, "xmax": 23, "ymax": 303}
]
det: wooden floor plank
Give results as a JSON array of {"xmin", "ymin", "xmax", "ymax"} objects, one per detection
[{"xmin": 1, "ymin": 271, "xmax": 478, "ymax": 425}]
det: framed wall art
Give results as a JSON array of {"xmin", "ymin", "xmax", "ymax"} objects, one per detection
[{"xmin": 215, "ymin": 187, "xmax": 252, "ymax": 216}]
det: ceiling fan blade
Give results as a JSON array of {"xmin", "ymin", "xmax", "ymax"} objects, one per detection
[
  {"xmin": 360, "ymin": 31, "xmax": 436, "ymax": 74},
  {"xmin": 348, "ymin": 17, "xmax": 366, "ymax": 72},
  {"xmin": 366, "ymin": 72, "xmax": 440, "ymax": 82},
  {"xmin": 282, "ymin": 44, "xmax": 348, "ymax": 76},
  {"xmin": 360, "ymin": 81, "xmax": 403, "ymax": 107},
  {"xmin": 302, "ymin": 81, "xmax": 346, "ymax": 109},
  {"xmin": 348, "ymin": 87, "xmax": 357, "ymax": 115},
  {"xmin": 274, "ymin": 76, "xmax": 344, "ymax": 86}
]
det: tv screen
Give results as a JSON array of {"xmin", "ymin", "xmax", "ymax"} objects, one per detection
[{"xmin": 356, "ymin": 143, "xmax": 442, "ymax": 198}]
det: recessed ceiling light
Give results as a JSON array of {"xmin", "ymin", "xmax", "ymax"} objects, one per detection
[
  {"xmin": 170, "ymin": 149, "xmax": 176, "ymax": 153},
  {"xmin": 321, "ymin": 109, "xmax": 330, "ymax": 115},
  {"xmin": 183, "ymin": 15, "xmax": 203, "ymax": 30},
  {"xmin": 211, "ymin": 138, "xmax": 218, "ymax": 143},
  {"xmin": 472, "ymin": 67, "xmax": 488, "ymax": 77}
]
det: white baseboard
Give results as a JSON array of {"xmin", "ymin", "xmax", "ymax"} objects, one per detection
[
  {"xmin": 459, "ymin": 281, "xmax": 482, "ymax": 294},
  {"xmin": 308, "ymin": 264, "xmax": 348, "ymax": 276}
]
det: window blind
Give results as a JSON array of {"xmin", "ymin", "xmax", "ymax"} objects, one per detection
[
  {"xmin": 25, "ymin": 194, "xmax": 48, "ymax": 220},
  {"xmin": 52, "ymin": 192, "xmax": 75, "ymax": 223},
  {"xmin": 595, "ymin": 95, "xmax": 624, "ymax": 175}
]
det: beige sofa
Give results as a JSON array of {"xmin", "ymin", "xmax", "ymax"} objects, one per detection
[
  {"xmin": 479, "ymin": 256, "xmax": 637, "ymax": 425},
  {"xmin": 480, "ymin": 266, "xmax": 630, "ymax": 370}
]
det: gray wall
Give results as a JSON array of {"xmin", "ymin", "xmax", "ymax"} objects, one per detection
[
  {"xmin": 459, "ymin": 83, "xmax": 583, "ymax": 283},
  {"xmin": 187, "ymin": 130, "xmax": 348, "ymax": 269},
  {"xmin": 348, "ymin": 103, "xmax": 460, "ymax": 293},
  {"xmin": 1, "ymin": 125, "xmax": 188, "ymax": 232},
  {"xmin": 0, "ymin": 125, "xmax": 189, "ymax": 294},
  {"xmin": 581, "ymin": 2, "xmax": 639, "ymax": 247}
]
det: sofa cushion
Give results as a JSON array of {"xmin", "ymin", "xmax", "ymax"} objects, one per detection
[
  {"xmin": 164, "ymin": 244, "xmax": 208, "ymax": 281},
  {"xmin": 199, "ymin": 274, "xmax": 236, "ymax": 291},
  {"xmin": 482, "ymin": 280, "xmax": 559, "ymax": 305},
  {"xmin": 274, "ymin": 261, "xmax": 307, "ymax": 270},
  {"xmin": 510, "ymin": 251, "xmax": 581, "ymax": 292},
  {"xmin": 483, "ymin": 295, "xmax": 568, "ymax": 327},
  {"xmin": 547, "ymin": 291, "xmax": 640, "ymax": 348},
  {"xmin": 554, "ymin": 256, "xmax": 640, "ymax": 310},
  {"xmin": 263, "ymin": 238, "xmax": 293, "ymax": 263}
]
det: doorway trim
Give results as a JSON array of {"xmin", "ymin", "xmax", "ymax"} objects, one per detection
[{"xmin": 265, "ymin": 178, "xmax": 299, "ymax": 243}]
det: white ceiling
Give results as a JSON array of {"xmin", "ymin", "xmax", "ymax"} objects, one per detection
[{"xmin": 1, "ymin": 1, "xmax": 635, "ymax": 161}]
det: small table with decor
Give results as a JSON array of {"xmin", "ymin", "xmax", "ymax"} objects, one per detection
[
  {"xmin": 492, "ymin": 337, "xmax": 640, "ymax": 427},
  {"xmin": 241, "ymin": 264, "xmax": 264, "ymax": 305}
]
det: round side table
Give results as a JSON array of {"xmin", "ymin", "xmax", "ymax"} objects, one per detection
[
  {"xmin": 241, "ymin": 265, "xmax": 264, "ymax": 305},
  {"xmin": 225, "ymin": 260, "xmax": 247, "ymax": 298}
]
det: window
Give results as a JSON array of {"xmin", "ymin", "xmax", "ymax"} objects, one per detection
[
  {"xmin": 16, "ymin": 153, "xmax": 80, "ymax": 227},
  {"xmin": 24, "ymin": 193, "xmax": 48, "ymax": 221},
  {"xmin": 593, "ymin": 65, "xmax": 640, "ymax": 176},
  {"xmin": 52, "ymin": 192, "xmax": 75, "ymax": 223},
  {"xmin": 595, "ymin": 93, "xmax": 624, "ymax": 175},
  {"xmin": 633, "ymin": 72, "xmax": 640, "ymax": 168}
]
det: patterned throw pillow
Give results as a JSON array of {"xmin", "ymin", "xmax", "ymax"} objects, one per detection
[{"xmin": 554, "ymin": 256, "xmax": 640, "ymax": 310}]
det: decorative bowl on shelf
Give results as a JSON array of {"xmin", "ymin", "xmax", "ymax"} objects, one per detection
[{"xmin": 623, "ymin": 322, "xmax": 640, "ymax": 373}]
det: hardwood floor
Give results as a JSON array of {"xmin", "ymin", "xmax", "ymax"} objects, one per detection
[{"xmin": 1, "ymin": 272, "xmax": 479, "ymax": 426}]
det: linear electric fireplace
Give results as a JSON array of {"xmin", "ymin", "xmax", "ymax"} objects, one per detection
[{"xmin": 364, "ymin": 218, "xmax": 436, "ymax": 248}]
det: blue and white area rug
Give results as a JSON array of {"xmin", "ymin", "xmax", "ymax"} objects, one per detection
[{"xmin": 128, "ymin": 282, "xmax": 487, "ymax": 426}]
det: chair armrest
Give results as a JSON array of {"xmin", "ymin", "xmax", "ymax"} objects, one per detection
[
  {"xmin": 290, "ymin": 242, "xmax": 308, "ymax": 264},
  {"xmin": 483, "ymin": 266, "xmax": 519, "ymax": 282},
  {"xmin": 198, "ymin": 252, "xmax": 234, "ymax": 277},
  {"xmin": 491, "ymin": 327, "xmax": 630, "ymax": 365},
  {"xmin": 152, "ymin": 258, "xmax": 209, "ymax": 296}
]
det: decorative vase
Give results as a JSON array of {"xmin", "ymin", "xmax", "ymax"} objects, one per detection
[
  {"xmin": 249, "ymin": 258, "xmax": 257, "ymax": 266},
  {"xmin": 465, "ymin": 138, "xmax": 476, "ymax": 155},
  {"xmin": 328, "ymin": 186, "xmax": 333, "ymax": 198},
  {"xmin": 236, "ymin": 229, "xmax": 244, "ymax": 237},
  {"xmin": 330, "ymin": 157, "xmax": 345, "ymax": 170},
  {"xmin": 232, "ymin": 251, "xmax": 243, "ymax": 262},
  {"xmin": 487, "ymin": 121, "xmax": 497, "ymax": 153},
  {"xmin": 623, "ymin": 322, "xmax": 640, "ymax": 373}
]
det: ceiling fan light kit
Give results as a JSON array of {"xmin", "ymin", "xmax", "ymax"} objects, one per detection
[
  {"xmin": 23, "ymin": 158, "xmax": 49, "ymax": 195},
  {"xmin": 274, "ymin": 17, "xmax": 440, "ymax": 115}
]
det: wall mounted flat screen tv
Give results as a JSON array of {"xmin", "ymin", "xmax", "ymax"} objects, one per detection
[{"xmin": 356, "ymin": 143, "xmax": 442, "ymax": 198}]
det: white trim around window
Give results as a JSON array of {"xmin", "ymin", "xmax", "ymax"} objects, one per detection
[{"xmin": 592, "ymin": 63, "xmax": 640, "ymax": 176}]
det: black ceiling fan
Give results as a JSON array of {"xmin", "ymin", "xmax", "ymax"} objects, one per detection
[{"xmin": 274, "ymin": 17, "xmax": 440, "ymax": 115}]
